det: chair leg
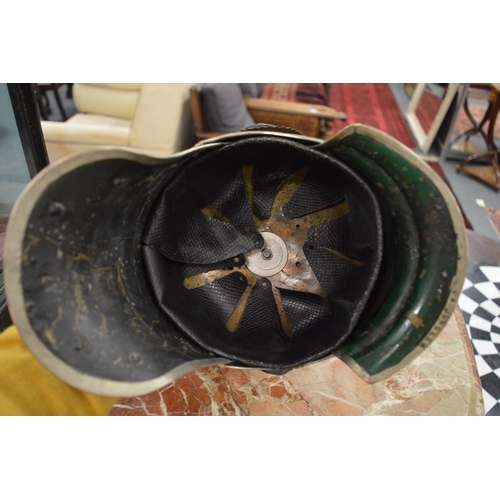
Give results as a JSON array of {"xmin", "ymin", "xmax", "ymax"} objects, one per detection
[{"xmin": 52, "ymin": 86, "xmax": 68, "ymax": 121}]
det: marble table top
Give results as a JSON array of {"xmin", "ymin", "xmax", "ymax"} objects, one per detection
[{"xmin": 110, "ymin": 307, "xmax": 484, "ymax": 416}]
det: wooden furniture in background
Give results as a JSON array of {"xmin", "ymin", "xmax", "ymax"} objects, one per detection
[
  {"xmin": 189, "ymin": 85, "xmax": 346, "ymax": 142},
  {"xmin": 33, "ymin": 83, "xmax": 69, "ymax": 121},
  {"xmin": 457, "ymin": 84, "xmax": 500, "ymax": 191}
]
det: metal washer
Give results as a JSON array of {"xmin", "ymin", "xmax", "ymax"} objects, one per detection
[{"xmin": 245, "ymin": 232, "xmax": 288, "ymax": 277}]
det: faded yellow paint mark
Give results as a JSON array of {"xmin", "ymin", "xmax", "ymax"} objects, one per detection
[
  {"xmin": 44, "ymin": 236, "xmax": 60, "ymax": 246},
  {"xmin": 131, "ymin": 316, "xmax": 144, "ymax": 326},
  {"xmin": 115, "ymin": 264, "xmax": 130, "ymax": 303},
  {"xmin": 22, "ymin": 235, "xmax": 40, "ymax": 265},
  {"xmin": 74, "ymin": 283, "xmax": 89, "ymax": 330},
  {"xmin": 99, "ymin": 313, "xmax": 108, "ymax": 337},
  {"xmin": 44, "ymin": 330, "xmax": 58, "ymax": 350},
  {"xmin": 44, "ymin": 306, "xmax": 63, "ymax": 350},
  {"xmin": 74, "ymin": 284, "xmax": 89, "ymax": 314},
  {"xmin": 407, "ymin": 311, "xmax": 423, "ymax": 328},
  {"xmin": 70, "ymin": 253, "xmax": 92, "ymax": 262},
  {"xmin": 25, "ymin": 234, "xmax": 40, "ymax": 249}
]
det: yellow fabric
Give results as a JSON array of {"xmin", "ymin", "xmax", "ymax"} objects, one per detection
[{"xmin": 0, "ymin": 326, "xmax": 118, "ymax": 416}]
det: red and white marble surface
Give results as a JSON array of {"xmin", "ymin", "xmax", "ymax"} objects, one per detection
[{"xmin": 110, "ymin": 308, "xmax": 484, "ymax": 416}]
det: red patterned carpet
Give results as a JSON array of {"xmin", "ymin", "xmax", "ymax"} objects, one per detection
[
  {"xmin": 328, "ymin": 83, "xmax": 417, "ymax": 149},
  {"xmin": 413, "ymin": 86, "xmax": 442, "ymax": 135}
]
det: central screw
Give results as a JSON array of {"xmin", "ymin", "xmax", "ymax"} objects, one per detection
[{"xmin": 261, "ymin": 248, "xmax": 273, "ymax": 260}]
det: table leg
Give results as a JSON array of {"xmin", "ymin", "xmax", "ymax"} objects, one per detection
[{"xmin": 457, "ymin": 87, "xmax": 500, "ymax": 190}]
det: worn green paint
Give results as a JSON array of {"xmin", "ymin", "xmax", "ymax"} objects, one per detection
[{"xmin": 327, "ymin": 133, "xmax": 459, "ymax": 377}]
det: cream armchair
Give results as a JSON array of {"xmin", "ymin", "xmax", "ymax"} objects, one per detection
[{"xmin": 41, "ymin": 83, "xmax": 195, "ymax": 163}]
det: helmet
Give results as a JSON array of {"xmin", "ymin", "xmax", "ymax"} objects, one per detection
[{"xmin": 4, "ymin": 125, "xmax": 467, "ymax": 396}]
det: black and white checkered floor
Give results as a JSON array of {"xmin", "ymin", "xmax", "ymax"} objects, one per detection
[{"xmin": 459, "ymin": 265, "xmax": 500, "ymax": 416}]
